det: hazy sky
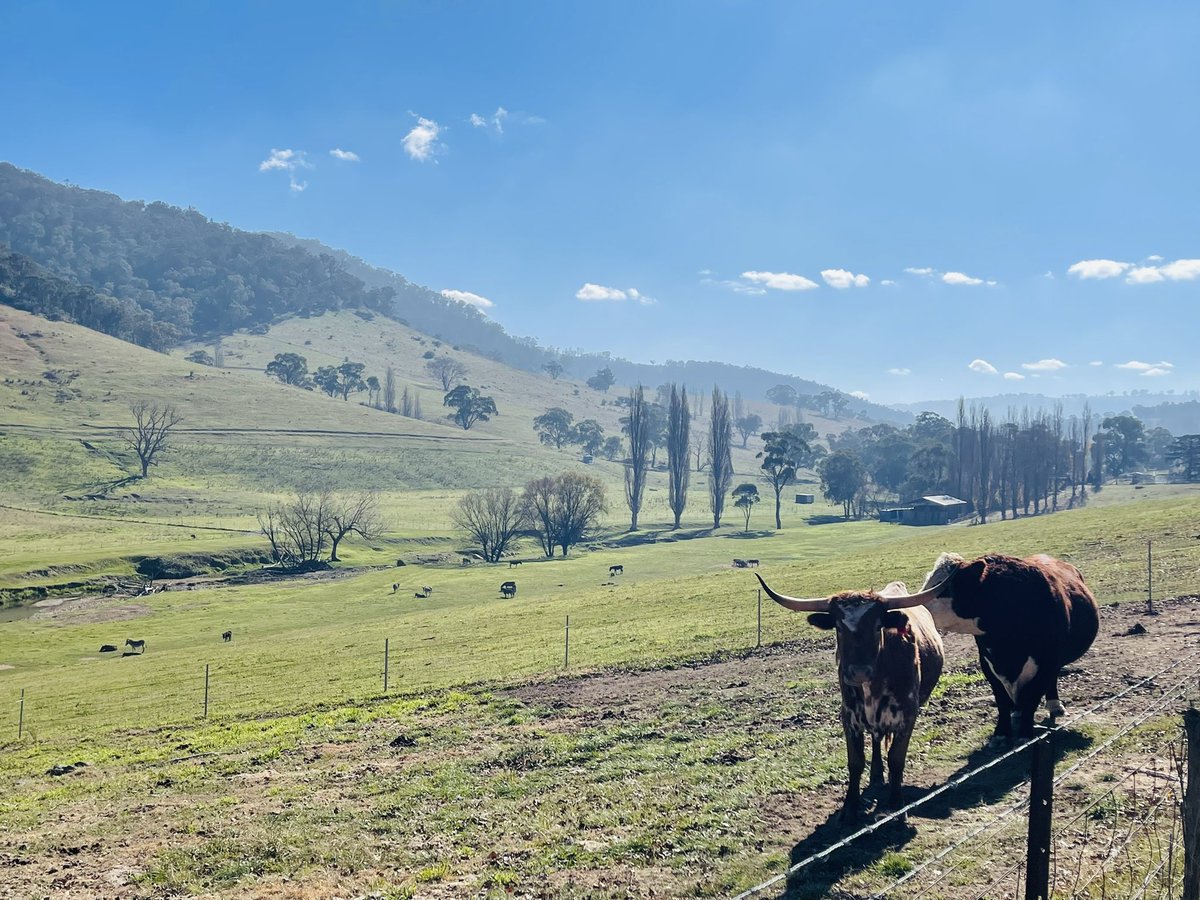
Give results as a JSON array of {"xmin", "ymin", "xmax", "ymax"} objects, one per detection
[{"xmin": 3, "ymin": 2, "xmax": 1199, "ymax": 403}]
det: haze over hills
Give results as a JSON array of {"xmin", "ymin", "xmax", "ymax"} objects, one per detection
[
  {"xmin": 897, "ymin": 392, "xmax": 1200, "ymax": 433},
  {"xmin": 0, "ymin": 162, "xmax": 903, "ymax": 423}
]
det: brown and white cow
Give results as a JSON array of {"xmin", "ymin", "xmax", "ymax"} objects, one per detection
[
  {"xmin": 757, "ymin": 574, "xmax": 944, "ymax": 820},
  {"xmin": 896, "ymin": 552, "xmax": 1099, "ymax": 744}
]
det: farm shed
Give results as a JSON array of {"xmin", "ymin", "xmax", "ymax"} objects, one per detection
[
  {"xmin": 795, "ymin": 493, "xmax": 815, "ymax": 504},
  {"xmin": 880, "ymin": 495, "xmax": 969, "ymax": 526}
]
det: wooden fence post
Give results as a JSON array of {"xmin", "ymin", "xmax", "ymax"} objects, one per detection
[
  {"xmin": 17, "ymin": 688, "xmax": 24, "ymax": 739},
  {"xmin": 756, "ymin": 588, "xmax": 762, "ymax": 649},
  {"xmin": 384, "ymin": 638, "xmax": 389, "ymax": 693},
  {"xmin": 564, "ymin": 615, "xmax": 570, "ymax": 668},
  {"xmin": 1148, "ymin": 540, "xmax": 1156, "ymax": 616},
  {"xmin": 1183, "ymin": 707, "xmax": 1200, "ymax": 900},
  {"xmin": 203, "ymin": 664, "xmax": 210, "ymax": 718},
  {"xmin": 1025, "ymin": 729, "xmax": 1056, "ymax": 900}
]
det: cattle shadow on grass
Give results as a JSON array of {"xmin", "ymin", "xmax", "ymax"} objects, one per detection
[{"xmin": 778, "ymin": 725, "xmax": 1092, "ymax": 898}]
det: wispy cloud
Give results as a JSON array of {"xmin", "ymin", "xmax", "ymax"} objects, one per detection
[
  {"xmin": 441, "ymin": 289, "xmax": 494, "ymax": 311},
  {"xmin": 329, "ymin": 148, "xmax": 360, "ymax": 162},
  {"xmin": 968, "ymin": 359, "xmax": 998, "ymax": 375},
  {"xmin": 1089, "ymin": 360, "xmax": 1104, "ymax": 367},
  {"xmin": 887, "ymin": 367, "xmax": 911, "ymax": 376},
  {"xmin": 403, "ymin": 115, "xmax": 443, "ymax": 161},
  {"xmin": 821, "ymin": 268, "xmax": 870, "ymax": 289},
  {"xmin": 880, "ymin": 279, "xmax": 896, "ymax": 286},
  {"xmin": 943, "ymin": 271, "xmax": 985, "ymax": 286},
  {"xmin": 904, "ymin": 267, "xmax": 935, "ymax": 277},
  {"xmin": 1021, "ymin": 358, "xmax": 1068, "ymax": 372},
  {"xmin": 1003, "ymin": 372, "xmax": 1026, "ymax": 381},
  {"xmin": 258, "ymin": 148, "xmax": 312, "ymax": 192},
  {"xmin": 576, "ymin": 283, "xmax": 655, "ymax": 304},
  {"xmin": 741, "ymin": 271, "xmax": 819, "ymax": 291},
  {"xmin": 1068, "ymin": 259, "xmax": 1130, "ymax": 279},
  {"xmin": 1116, "ymin": 360, "xmax": 1174, "ymax": 376},
  {"xmin": 469, "ymin": 106, "xmax": 508, "ymax": 134}
]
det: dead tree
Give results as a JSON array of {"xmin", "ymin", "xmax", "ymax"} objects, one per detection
[{"xmin": 123, "ymin": 401, "xmax": 183, "ymax": 478}]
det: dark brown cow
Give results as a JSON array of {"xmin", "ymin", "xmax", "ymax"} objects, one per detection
[
  {"xmin": 893, "ymin": 552, "xmax": 1099, "ymax": 743},
  {"xmin": 757, "ymin": 575, "xmax": 944, "ymax": 820}
]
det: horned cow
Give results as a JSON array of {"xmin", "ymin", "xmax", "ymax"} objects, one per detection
[
  {"xmin": 903, "ymin": 552, "xmax": 1099, "ymax": 743},
  {"xmin": 757, "ymin": 574, "xmax": 944, "ymax": 820}
]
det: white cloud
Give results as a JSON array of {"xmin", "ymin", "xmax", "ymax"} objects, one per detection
[
  {"xmin": 1089, "ymin": 360, "xmax": 1104, "ymax": 367},
  {"xmin": 1067, "ymin": 259, "xmax": 1130, "ymax": 280},
  {"xmin": 1147, "ymin": 254, "xmax": 1164, "ymax": 262},
  {"xmin": 1003, "ymin": 372, "xmax": 1026, "ymax": 381},
  {"xmin": 1126, "ymin": 266, "xmax": 1165, "ymax": 284},
  {"xmin": 1142, "ymin": 367, "xmax": 1172, "ymax": 377},
  {"xmin": 403, "ymin": 116, "xmax": 443, "ymax": 161},
  {"xmin": 1021, "ymin": 358, "xmax": 1068, "ymax": 372},
  {"xmin": 849, "ymin": 390, "xmax": 870, "ymax": 401},
  {"xmin": 1043, "ymin": 271, "xmax": 1055, "ymax": 280},
  {"xmin": 904, "ymin": 267, "xmax": 934, "ymax": 277},
  {"xmin": 258, "ymin": 148, "xmax": 312, "ymax": 192},
  {"xmin": 986, "ymin": 280, "xmax": 998, "ymax": 286},
  {"xmin": 627, "ymin": 288, "xmax": 657, "ymax": 306},
  {"xmin": 968, "ymin": 359, "xmax": 998, "ymax": 375},
  {"xmin": 943, "ymin": 271, "xmax": 984, "ymax": 286},
  {"xmin": 821, "ymin": 268, "xmax": 870, "ymax": 289},
  {"xmin": 698, "ymin": 268, "xmax": 713, "ymax": 277},
  {"xmin": 441, "ymin": 289, "xmax": 494, "ymax": 310},
  {"xmin": 469, "ymin": 106, "xmax": 509, "ymax": 134},
  {"xmin": 329, "ymin": 148, "xmax": 360, "ymax": 162},
  {"xmin": 741, "ymin": 270, "xmax": 819, "ymax": 291},
  {"xmin": 1117, "ymin": 360, "xmax": 1174, "ymax": 372},
  {"xmin": 576, "ymin": 283, "xmax": 627, "ymax": 302},
  {"xmin": 887, "ymin": 367, "xmax": 911, "ymax": 376},
  {"xmin": 1160, "ymin": 259, "xmax": 1200, "ymax": 281},
  {"xmin": 880, "ymin": 279, "xmax": 896, "ymax": 286}
]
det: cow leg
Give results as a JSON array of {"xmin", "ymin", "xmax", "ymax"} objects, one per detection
[
  {"xmin": 1045, "ymin": 670, "xmax": 1066, "ymax": 718},
  {"xmin": 842, "ymin": 724, "xmax": 865, "ymax": 821},
  {"xmin": 979, "ymin": 641, "xmax": 1015, "ymax": 746},
  {"xmin": 885, "ymin": 728, "xmax": 914, "ymax": 820},
  {"xmin": 868, "ymin": 734, "xmax": 885, "ymax": 789}
]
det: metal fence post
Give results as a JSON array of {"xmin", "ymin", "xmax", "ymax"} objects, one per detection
[
  {"xmin": 17, "ymin": 688, "xmax": 24, "ymax": 739},
  {"xmin": 1148, "ymin": 540, "xmax": 1156, "ymax": 615},
  {"xmin": 1183, "ymin": 707, "xmax": 1200, "ymax": 900},
  {"xmin": 203, "ymin": 664, "xmax": 210, "ymax": 718},
  {"xmin": 1025, "ymin": 728, "xmax": 1056, "ymax": 900},
  {"xmin": 564, "ymin": 615, "xmax": 570, "ymax": 668},
  {"xmin": 384, "ymin": 638, "xmax": 390, "ymax": 693}
]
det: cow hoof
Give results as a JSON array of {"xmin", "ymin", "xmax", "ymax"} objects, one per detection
[
  {"xmin": 839, "ymin": 805, "xmax": 860, "ymax": 824},
  {"xmin": 988, "ymin": 734, "xmax": 1010, "ymax": 750},
  {"xmin": 1046, "ymin": 699, "xmax": 1066, "ymax": 717}
]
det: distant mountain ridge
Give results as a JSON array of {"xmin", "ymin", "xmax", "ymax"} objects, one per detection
[{"xmin": 0, "ymin": 161, "xmax": 905, "ymax": 423}]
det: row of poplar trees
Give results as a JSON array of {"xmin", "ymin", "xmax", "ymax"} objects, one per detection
[{"xmin": 623, "ymin": 384, "xmax": 734, "ymax": 531}]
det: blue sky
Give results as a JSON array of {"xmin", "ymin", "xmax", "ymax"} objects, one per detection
[{"xmin": 3, "ymin": 1, "xmax": 1199, "ymax": 404}]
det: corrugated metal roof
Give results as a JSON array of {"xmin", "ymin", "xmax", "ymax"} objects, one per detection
[{"xmin": 915, "ymin": 494, "xmax": 968, "ymax": 506}]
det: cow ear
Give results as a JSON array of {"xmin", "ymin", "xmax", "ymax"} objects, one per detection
[
  {"xmin": 807, "ymin": 612, "xmax": 835, "ymax": 630},
  {"xmin": 963, "ymin": 559, "xmax": 987, "ymax": 585},
  {"xmin": 882, "ymin": 610, "xmax": 908, "ymax": 630}
]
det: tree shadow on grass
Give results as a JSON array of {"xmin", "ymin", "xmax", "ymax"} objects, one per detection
[
  {"xmin": 778, "ymin": 726, "xmax": 1092, "ymax": 898},
  {"xmin": 805, "ymin": 515, "xmax": 852, "ymax": 526},
  {"xmin": 727, "ymin": 530, "xmax": 777, "ymax": 540}
]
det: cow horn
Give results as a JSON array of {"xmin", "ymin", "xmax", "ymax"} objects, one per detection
[
  {"xmin": 879, "ymin": 576, "xmax": 953, "ymax": 609},
  {"xmin": 754, "ymin": 573, "xmax": 830, "ymax": 612}
]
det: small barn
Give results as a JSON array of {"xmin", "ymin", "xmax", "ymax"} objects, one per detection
[
  {"xmin": 795, "ymin": 493, "xmax": 815, "ymax": 504},
  {"xmin": 880, "ymin": 495, "xmax": 969, "ymax": 526}
]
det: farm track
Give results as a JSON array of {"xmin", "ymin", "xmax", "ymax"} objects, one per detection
[{"xmin": 3, "ymin": 596, "xmax": 1198, "ymax": 898}]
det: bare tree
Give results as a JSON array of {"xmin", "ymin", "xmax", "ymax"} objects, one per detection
[
  {"xmin": 323, "ymin": 492, "xmax": 382, "ymax": 562},
  {"xmin": 427, "ymin": 357, "xmax": 467, "ymax": 391},
  {"xmin": 707, "ymin": 386, "xmax": 733, "ymax": 528},
  {"xmin": 123, "ymin": 401, "xmax": 184, "ymax": 477},
  {"xmin": 384, "ymin": 366, "xmax": 397, "ymax": 413},
  {"xmin": 666, "ymin": 384, "xmax": 691, "ymax": 529},
  {"xmin": 454, "ymin": 487, "xmax": 526, "ymax": 562},
  {"xmin": 258, "ymin": 491, "xmax": 331, "ymax": 567},
  {"xmin": 522, "ymin": 472, "xmax": 607, "ymax": 557},
  {"xmin": 622, "ymin": 385, "xmax": 651, "ymax": 531}
]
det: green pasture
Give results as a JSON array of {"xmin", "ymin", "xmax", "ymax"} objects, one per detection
[{"xmin": 3, "ymin": 488, "xmax": 1198, "ymax": 749}]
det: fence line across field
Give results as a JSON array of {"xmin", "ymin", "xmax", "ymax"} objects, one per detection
[{"xmin": 731, "ymin": 651, "xmax": 1200, "ymax": 900}]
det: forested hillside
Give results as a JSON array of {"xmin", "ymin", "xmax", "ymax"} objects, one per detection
[{"xmin": 0, "ymin": 163, "xmax": 394, "ymax": 346}]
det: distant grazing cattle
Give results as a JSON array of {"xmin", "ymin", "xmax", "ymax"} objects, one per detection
[
  {"xmin": 500, "ymin": 581, "xmax": 517, "ymax": 599},
  {"xmin": 733, "ymin": 559, "xmax": 748, "ymax": 568},
  {"xmin": 222, "ymin": 630, "xmax": 232, "ymax": 643},
  {"xmin": 461, "ymin": 558, "xmax": 472, "ymax": 566},
  {"xmin": 757, "ymin": 575, "xmax": 944, "ymax": 820},
  {"xmin": 99, "ymin": 644, "xmax": 118, "ymax": 653},
  {"xmin": 422, "ymin": 586, "xmax": 433, "ymax": 596},
  {"xmin": 125, "ymin": 638, "xmax": 146, "ymax": 654},
  {"xmin": 391, "ymin": 583, "xmax": 399, "ymax": 594},
  {"xmin": 746, "ymin": 559, "xmax": 760, "ymax": 567},
  {"xmin": 509, "ymin": 560, "xmax": 523, "ymax": 568},
  {"xmin": 609, "ymin": 564, "xmax": 624, "ymax": 576},
  {"xmin": 899, "ymin": 552, "xmax": 1100, "ymax": 743}
]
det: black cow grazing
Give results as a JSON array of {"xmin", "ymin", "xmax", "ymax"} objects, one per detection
[
  {"xmin": 500, "ymin": 581, "xmax": 517, "ymax": 598},
  {"xmin": 747, "ymin": 559, "xmax": 760, "ymax": 567},
  {"xmin": 887, "ymin": 552, "xmax": 1099, "ymax": 744},
  {"xmin": 733, "ymin": 558, "xmax": 749, "ymax": 568},
  {"xmin": 222, "ymin": 630, "xmax": 232, "ymax": 642},
  {"xmin": 391, "ymin": 583, "xmax": 399, "ymax": 594},
  {"xmin": 509, "ymin": 560, "xmax": 523, "ymax": 568},
  {"xmin": 757, "ymin": 575, "xmax": 944, "ymax": 820},
  {"xmin": 609, "ymin": 564, "xmax": 624, "ymax": 576},
  {"xmin": 125, "ymin": 638, "xmax": 146, "ymax": 654}
]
